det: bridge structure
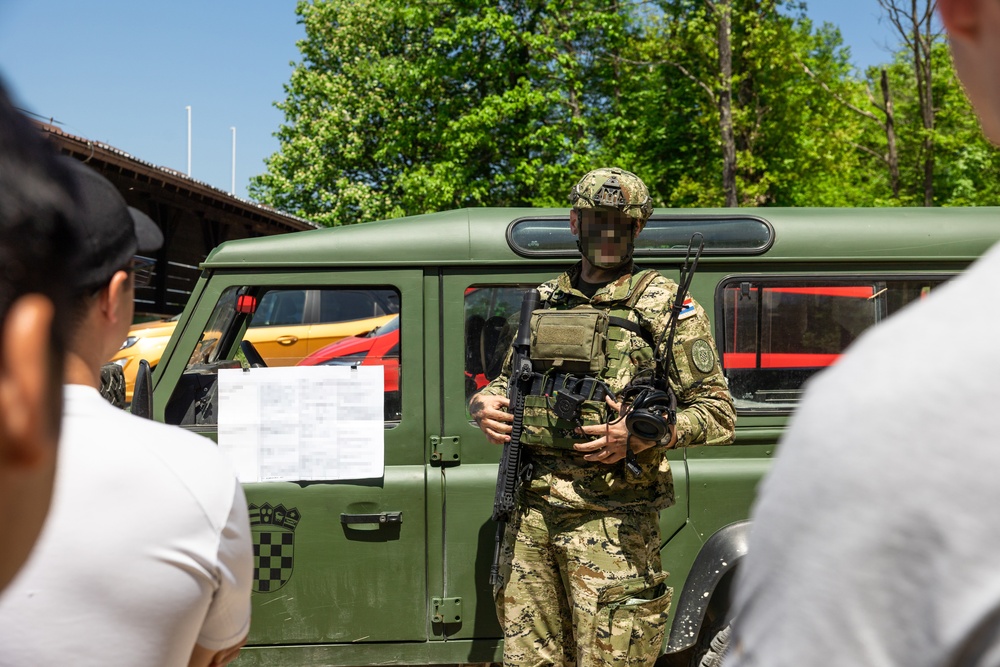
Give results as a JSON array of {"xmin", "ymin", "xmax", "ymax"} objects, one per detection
[{"xmin": 37, "ymin": 121, "xmax": 318, "ymax": 318}]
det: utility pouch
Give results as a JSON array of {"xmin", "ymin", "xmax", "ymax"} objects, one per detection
[
  {"xmin": 592, "ymin": 571, "xmax": 672, "ymax": 667},
  {"xmin": 529, "ymin": 307, "xmax": 608, "ymax": 374},
  {"xmin": 521, "ymin": 394, "xmax": 609, "ymax": 451}
]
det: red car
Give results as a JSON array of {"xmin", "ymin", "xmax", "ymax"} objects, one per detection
[
  {"xmin": 298, "ymin": 314, "xmax": 491, "ymax": 422},
  {"xmin": 299, "ymin": 315, "xmax": 401, "ymax": 420},
  {"xmin": 298, "ymin": 315, "xmax": 400, "ymax": 391}
]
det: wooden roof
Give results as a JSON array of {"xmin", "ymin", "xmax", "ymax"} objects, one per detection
[{"xmin": 36, "ymin": 120, "xmax": 317, "ymax": 317}]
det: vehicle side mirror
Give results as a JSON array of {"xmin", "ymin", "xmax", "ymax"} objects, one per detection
[{"xmin": 131, "ymin": 359, "xmax": 154, "ymax": 420}]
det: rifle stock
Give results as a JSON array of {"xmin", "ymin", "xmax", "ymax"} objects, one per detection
[{"xmin": 489, "ymin": 288, "xmax": 540, "ymax": 587}]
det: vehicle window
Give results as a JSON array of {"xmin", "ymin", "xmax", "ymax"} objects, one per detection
[
  {"xmin": 319, "ymin": 290, "xmax": 388, "ymax": 322},
  {"xmin": 463, "ymin": 285, "xmax": 534, "ymax": 406},
  {"xmin": 721, "ymin": 278, "xmax": 945, "ymax": 412},
  {"xmin": 166, "ymin": 285, "xmax": 403, "ymax": 427},
  {"xmin": 508, "ymin": 216, "xmax": 773, "ymax": 257},
  {"xmin": 185, "ymin": 285, "xmax": 243, "ymax": 367},
  {"xmin": 306, "ymin": 314, "xmax": 402, "ymax": 421},
  {"xmin": 251, "ymin": 290, "xmax": 307, "ymax": 326}
]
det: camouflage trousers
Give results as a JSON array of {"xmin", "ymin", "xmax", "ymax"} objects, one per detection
[{"xmin": 495, "ymin": 502, "xmax": 672, "ymax": 667}]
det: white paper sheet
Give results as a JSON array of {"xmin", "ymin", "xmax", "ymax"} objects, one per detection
[{"xmin": 218, "ymin": 365, "xmax": 385, "ymax": 482}]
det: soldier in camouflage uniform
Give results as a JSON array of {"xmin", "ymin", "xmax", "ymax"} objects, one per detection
[{"xmin": 470, "ymin": 167, "xmax": 735, "ymax": 667}]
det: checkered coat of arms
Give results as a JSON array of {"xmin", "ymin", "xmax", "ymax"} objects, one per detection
[{"xmin": 249, "ymin": 502, "xmax": 300, "ymax": 594}]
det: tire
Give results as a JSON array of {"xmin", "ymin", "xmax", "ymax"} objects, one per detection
[
  {"xmin": 99, "ymin": 362, "xmax": 126, "ymax": 409},
  {"xmin": 698, "ymin": 624, "xmax": 732, "ymax": 667},
  {"xmin": 689, "ymin": 559, "xmax": 738, "ymax": 667}
]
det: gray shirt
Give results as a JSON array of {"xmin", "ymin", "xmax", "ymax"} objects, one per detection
[{"xmin": 726, "ymin": 242, "xmax": 1000, "ymax": 667}]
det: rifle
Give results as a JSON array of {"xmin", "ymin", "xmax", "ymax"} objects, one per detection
[{"xmin": 489, "ymin": 288, "xmax": 540, "ymax": 587}]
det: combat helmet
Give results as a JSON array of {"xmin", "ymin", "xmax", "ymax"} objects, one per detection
[{"xmin": 569, "ymin": 167, "xmax": 653, "ymax": 230}]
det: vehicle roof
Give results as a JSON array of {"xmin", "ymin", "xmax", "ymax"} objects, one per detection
[{"xmin": 202, "ymin": 206, "xmax": 1000, "ymax": 269}]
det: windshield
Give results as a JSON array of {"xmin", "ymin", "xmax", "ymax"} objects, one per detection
[{"xmin": 185, "ymin": 286, "xmax": 243, "ymax": 367}]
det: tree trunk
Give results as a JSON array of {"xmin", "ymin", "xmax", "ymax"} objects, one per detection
[
  {"xmin": 877, "ymin": 0, "xmax": 938, "ymax": 205},
  {"xmin": 717, "ymin": 0, "xmax": 737, "ymax": 207},
  {"xmin": 915, "ymin": 41, "xmax": 934, "ymax": 206},
  {"xmin": 880, "ymin": 69, "xmax": 901, "ymax": 199}
]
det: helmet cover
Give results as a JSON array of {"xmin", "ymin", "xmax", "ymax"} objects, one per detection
[{"xmin": 569, "ymin": 167, "xmax": 653, "ymax": 230}]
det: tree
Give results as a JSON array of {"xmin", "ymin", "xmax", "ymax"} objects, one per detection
[
  {"xmin": 877, "ymin": 0, "xmax": 939, "ymax": 205},
  {"xmin": 856, "ymin": 40, "xmax": 1000, "ymax": 206},
  {"xmin": 925, "ymin": 41, "xmax": 1000, "ymax": 205},
  {"xmin": 253, "ymin": 0, "xmax": 997, "ymax": 219},
  {"xmin": 250, "ymin": 0, "xmax": 647, "ymax": 226},
  {"xmin": 797, "ymin": 60, "xmax": 902, "ymax": 199},
  {"xmin": 633, "ymin": 0, "xmax": 869, "ymax": 207},
  {"xmin": 795, "ymin": 1, "xmax": 1000, "ymax": 206}
]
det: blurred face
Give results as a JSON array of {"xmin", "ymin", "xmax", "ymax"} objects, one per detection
[{"xmin": 576, "ymin": 208, "xmax": 636, "ymax": 269}]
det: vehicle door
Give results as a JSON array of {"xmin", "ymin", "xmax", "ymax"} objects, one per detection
[
  {"xmin": 435, "ymin": 269, "xmax": 553, "ymax": 643},
  {"xmin": 155, "ymin": 270, "xmax": 428, "ymax": 648},
  {"xmin": 686, "ymin": 272, "xmax": 952, "ymax": 541},
  {"xmin": 434, "ymin": 263, "xmax": 689, "ymax": 644}
]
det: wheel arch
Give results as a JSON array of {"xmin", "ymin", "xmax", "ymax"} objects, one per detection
[{"xmin": 664, "ymin": 520, "xmax": 750, "ymax": 655}]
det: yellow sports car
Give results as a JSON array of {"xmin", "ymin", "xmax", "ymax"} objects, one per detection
[
  {"xmin": 111, "ymin": 288, "xmax": 398, "ymax": 402},
  {"xmin": 110, "ymin": 316, "xmax": 180, "ymax": 403}
]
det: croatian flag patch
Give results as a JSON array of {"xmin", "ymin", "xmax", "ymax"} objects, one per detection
[{"xmin": 678, "ymin": 297, "xmax": 696, "ymax": 320}]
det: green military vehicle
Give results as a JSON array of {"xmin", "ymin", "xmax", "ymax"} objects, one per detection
[{"xmin": 146, "ymin": 206, "xmax": 1000, "ymax": 666}]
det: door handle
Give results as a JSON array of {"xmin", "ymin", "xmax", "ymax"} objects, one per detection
[
  {"xmin": 276, "ymin": 335, "xmax": 298, "ymax": 345},
  {"xmin": 340, "ymin": 512, "xmax": 402, "ymax": 526}
]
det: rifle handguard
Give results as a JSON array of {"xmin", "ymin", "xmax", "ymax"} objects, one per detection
[{"xmin": 489, "ymin": 289, "xmax": 541, "ymax": 586}]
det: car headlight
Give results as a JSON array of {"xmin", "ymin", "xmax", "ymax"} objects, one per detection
[{"xmin": 120, "ymin": 336, "xmax": 139, "ymax": 350}]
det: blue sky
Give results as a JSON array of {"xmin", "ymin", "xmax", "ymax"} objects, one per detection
[{"xmin": 0, "ymin": 0, "xmax": 921, "ymax": 201}]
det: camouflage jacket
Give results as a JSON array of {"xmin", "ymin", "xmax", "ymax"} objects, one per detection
[{"xmin": 480, "ymin": 262, "xmax": 735, "ymax": 512}]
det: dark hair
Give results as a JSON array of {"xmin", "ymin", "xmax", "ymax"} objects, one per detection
[{"xmin": 0, "ymin": 81, "xmax": 80, "ymax": 405}]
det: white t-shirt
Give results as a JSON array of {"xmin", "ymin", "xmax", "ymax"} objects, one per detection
[
  {"xmin": 0, "ymin": 384, "xmax": 252, "ymax": 667},
  {"xmin": 726, "ymin": 242, "xmax": 1000, "ymax": 667}
]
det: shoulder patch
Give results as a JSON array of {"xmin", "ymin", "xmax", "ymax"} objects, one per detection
[
  {"xmin": 690, "ymin": 338, "xmax": 716, "ymax": 373},
  {"xmin": 678, "ymin": 296, "xmax": 696, "ymax": 320}
]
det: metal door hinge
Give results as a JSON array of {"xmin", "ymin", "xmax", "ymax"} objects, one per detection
[
  {"xmin": 431, "ymin": 597, "xmax": 463, "ymax": 624},
  {"xmin": 430, "ymin": 435, "xmax": 460, "ymax": 465}
]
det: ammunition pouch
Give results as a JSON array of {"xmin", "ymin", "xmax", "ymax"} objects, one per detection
[
  {"xmin": 521, "ymin": 372, "xmax": 612, "ymax": 451},
  {"xmin": 519, "ymin": 269, "xmax": 663, "ymax": 452}
]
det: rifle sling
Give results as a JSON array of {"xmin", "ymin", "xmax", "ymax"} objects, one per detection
[{"xmin": 607, "ymin": 315, "xmax": 655, "ymax": 349}]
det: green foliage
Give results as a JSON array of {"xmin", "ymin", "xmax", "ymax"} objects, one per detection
[
  {"xmin": 926, "ymin": 44, "xmax": 1000, "ymax": 205},
  {"xmin": 854, "ymin": 41, "xmax": 1000, "ymax": 206},
  {"xmin": 639, "ymin": 0, "xmax": 875, "ymax": 207},
  {"xmin": 250, "ymin": 0, "xmax": 1000, "ymax": 225},
  {"xmin": 250, "ymin": 0, "xmax": 643, "ymax": 225}
]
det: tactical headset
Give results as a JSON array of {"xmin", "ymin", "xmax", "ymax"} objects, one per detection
[{"xmin": 619, "ymin": 233, "xmax": 705, "ymax": 449}]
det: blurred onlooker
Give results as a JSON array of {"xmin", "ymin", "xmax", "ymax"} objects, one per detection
[
  {"xmin": 0, "ymin": 159, "xmax": 253, "ymax": 667},
  {"xmin": 0, "ymin": 83, "xmax": 78, "ymax": 593},
  {"xmin": 725, "ymin": 2, "xmax": 1000, "ymax": 666}
]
